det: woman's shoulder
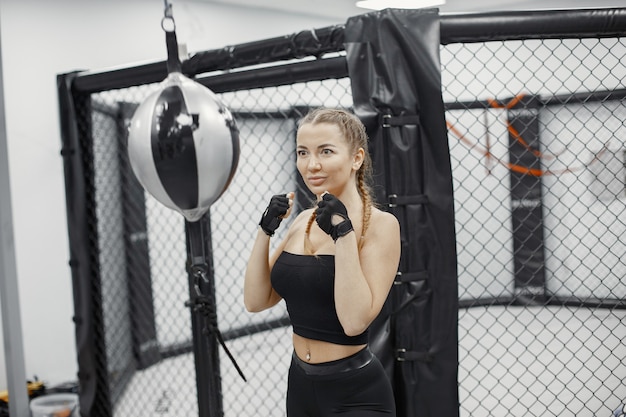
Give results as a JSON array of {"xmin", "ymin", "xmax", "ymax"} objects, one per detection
[
  {"xmin": 370, "ymin": 206, "xmax": 400, "ymax": 227},
  {"xmin": 365, "ymin": 207, "xmax": 400, "ymax": 241},
  {"xmin": 359, "ymin": 206, "xmax": 400, "ymax": 262}
]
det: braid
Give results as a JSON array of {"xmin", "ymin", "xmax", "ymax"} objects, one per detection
[
  {"xmin": 357, "ymin": 169, "xmax": 373, "ymax": 251},
  {"xmin": 304, "ymin": 210, "xmax": 317, "ymax": 255}
]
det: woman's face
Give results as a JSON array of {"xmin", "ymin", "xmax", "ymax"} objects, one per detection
[{"xmin": 296, "ymin": 122, "xmax": 360, "ymax": 198}]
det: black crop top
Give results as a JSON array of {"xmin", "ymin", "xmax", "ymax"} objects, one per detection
[{"xmin": 270, "ymin": 252, "xmax": 369, "ymax": 345}]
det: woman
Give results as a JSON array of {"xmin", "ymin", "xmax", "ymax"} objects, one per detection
[{"xmin": 244, "ymin": 108, "xmax": 401, "ymax": 416}]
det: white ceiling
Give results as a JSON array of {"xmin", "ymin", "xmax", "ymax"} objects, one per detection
[{"xmin": 202, "ymin": 0, "xmax": 626, "ymax": 21}]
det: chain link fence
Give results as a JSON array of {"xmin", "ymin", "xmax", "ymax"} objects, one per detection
[
  {"xmin": 441, "ymin": 36, "xmax": 626, "ymax": 416},
  {"xmin": 61, "ymin": 10, "xmax": 625, "ymax": 417}
]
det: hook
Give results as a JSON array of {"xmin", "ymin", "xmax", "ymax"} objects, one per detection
[
  {"xmin": 161, "ymin": 0, "xmax": 176, "ymax": 32},
  {"xmin": 160, "ymin": 0, "xmax": 181, "ymax": 72}
]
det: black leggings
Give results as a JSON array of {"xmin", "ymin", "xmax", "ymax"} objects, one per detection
[{"xmin": 287, "ymin": 347, "xmax": 396, "ymax": 416}]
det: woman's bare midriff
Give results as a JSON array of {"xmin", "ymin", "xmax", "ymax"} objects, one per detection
[{"xmin": 292, "ymin": 333, "xmax": 366, "ymax": 364}]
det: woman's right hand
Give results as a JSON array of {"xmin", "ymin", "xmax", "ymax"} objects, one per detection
[
  {"xmin": 245, "ymin": 192, "xmax": 294, "ymax": 312},
  {"xmin": 258, "ymin": 192, "xmax": 294, "ymax": 236}
]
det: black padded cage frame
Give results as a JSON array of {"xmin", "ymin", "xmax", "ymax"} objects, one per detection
[{"xmin": 58, "ymin": 8, "xmax": 626, "ymax": 417}]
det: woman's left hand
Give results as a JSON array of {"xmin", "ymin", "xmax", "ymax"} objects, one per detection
[{"xmin": 315, "ymin": 193, "xmax": 354, "ymax": 241}]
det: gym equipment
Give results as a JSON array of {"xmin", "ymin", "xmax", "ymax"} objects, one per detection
[
  {"xmin": 126, "ymin": 3, "xmax": 239, "ymax": 223},
  {"xmin": 125, "ymin": 3, "xmax": 246, "ymax": 411}
]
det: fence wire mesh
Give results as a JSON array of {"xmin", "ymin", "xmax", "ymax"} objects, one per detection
[
  {"xmin": 441, "ymin": 37, "xmax": 626, "ymax": 417},
  {"xmin": 72, "ymin": 32, "xmax": 625, "ymax": 417}
]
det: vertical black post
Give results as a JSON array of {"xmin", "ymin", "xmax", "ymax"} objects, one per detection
[
  {"xmin": 185, "ymin": 216, "xmax": 223, "ymax": 417},
  {"xmin": 58, "ymin": 71, "xmax": 113, "ymax": 417},
  {"xmin": 507, "ymin": 96, "xmax": 546, "ymax": 303},
  {"xmin": 345, "ymin": 9, "xmax": 459, "ymax": 417}
]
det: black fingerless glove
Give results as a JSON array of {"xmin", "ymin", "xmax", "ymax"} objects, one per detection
[
  {"xmin": 259, "ymin": 194, "xmax": 290, "ymax": 236},
  {"xmin": 315, "ymin": 193, "xmax": 354, "ymax": 241}
]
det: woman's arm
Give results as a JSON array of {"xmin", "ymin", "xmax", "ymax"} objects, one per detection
[
  {"xmin": 243, "ymin": 229, "xmax": 283, "ymax": 312},
  {"xmin": 243, "ymin": 192, "xmax": 295, "ymax": 312},
  {"xmin": 333, "ymin": 210, "xmax": 401, "ymax": 336}
]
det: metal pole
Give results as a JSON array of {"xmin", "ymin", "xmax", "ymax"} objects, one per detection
[{"xmin": 0, "ymin": 19, "xmax": 30, "ymax": 417}]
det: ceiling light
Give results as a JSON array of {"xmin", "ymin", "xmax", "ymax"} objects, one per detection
[{"xmin": 356, "ymin": 0, "xmax": 445, "ymax": 10}]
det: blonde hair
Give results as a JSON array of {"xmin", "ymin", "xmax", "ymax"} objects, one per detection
[{"xmin": 298, "ymin": 108, "xmax": 375, "ymax": 254}]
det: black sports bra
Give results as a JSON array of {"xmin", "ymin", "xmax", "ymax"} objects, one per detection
[{"xmin": 270, "ymin": 251, "xmax": 369, "ymax": 345}]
